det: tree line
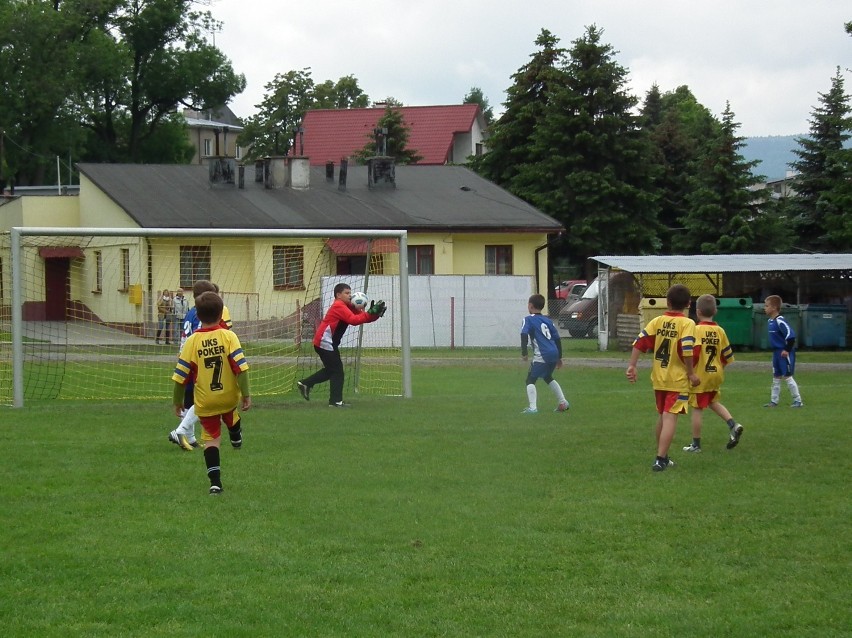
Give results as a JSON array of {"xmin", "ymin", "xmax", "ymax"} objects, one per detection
[{"xmin": 2, "ymin": 6, "xmax": 849, "ymax": 264}]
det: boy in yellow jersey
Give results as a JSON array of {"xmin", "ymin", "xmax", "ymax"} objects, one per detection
[
  {"xmin": 626, "ymin": 284, "xmax": 699, "ymax": 472},
  {"xmin": 684, "ymin": 294, "xmax": 744, "ymax": 453},
  {"xmin": 168, "ymin": 280, "xmax": 233, "ymax": 450},
  {"xmin": 172, "ymin": 291, "xmax": 250, "ymax": 495}
]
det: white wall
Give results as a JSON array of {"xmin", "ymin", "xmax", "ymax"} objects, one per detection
[{"xmin": 321, "ymin": 274, "xmax": 535, "ymax": 348}]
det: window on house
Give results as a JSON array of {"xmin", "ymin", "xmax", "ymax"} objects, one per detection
[
  {"xmin": 485, "ymin": 245, "xmax": 513, "ymax": 275},
  {"xmin": 408, "ymin": 245, "xmax": 434, "ymax": 274},
  {"xmin": 475, "ymin": 143, "xmax": 483, "ymax": 157},
  {"xmin": 235, "ymin": 145, "xmax": 242, "ymax": 160},
  {"xmin": 94, "ymin": 251, "xmax": 103, "ymax": 293},
  {"xmin": 203, "ymin": 138, "xmax": 212, "ymax": 157},
  {"xmin": 273, "ymin": 245, "xmax": 304, "ymax": 289},
  {"xmin": 179, "ymin": 245, "xmax": 211, "ymax": 289},
  {"xmin": 120, "ymin": 248, "xmax": 130, "ymax": 291},
  {"xmin": 335, "ymin": 254, "xmax": 385, "ymax": 276}
]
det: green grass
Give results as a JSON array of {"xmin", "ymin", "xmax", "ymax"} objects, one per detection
[{"xmin": 1, "ymin": 360, "xmax": 849, "ymax": 637}]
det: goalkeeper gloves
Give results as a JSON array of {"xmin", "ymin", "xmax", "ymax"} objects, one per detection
[{"xmin": 367, "ymin": 300, "xmax": 387, "ymax": 317}]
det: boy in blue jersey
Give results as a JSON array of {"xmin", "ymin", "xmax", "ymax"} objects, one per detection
[
  {"xmin": 520, "ymin": 294, "xmax": 569, "ymax": 414},
  {"xmin": 763, "ymin": 295, "xmax": 803, "ymax": 407}
]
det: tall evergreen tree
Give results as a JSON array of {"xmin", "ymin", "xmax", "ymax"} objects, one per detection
[
  {"xmin": 642, "ymin": 85, "xmax": 721, "ymax": 253},
  {"xmin": 462, "ymin": 87, "xmax": 494, "ymax": 125},
  {"xmin": 468, "ymin": 29, "xmax": 568, "ymax": 187},
  {"xmin": 789, "ymin": 68, "xmax": 852, "ymax": 251},
  {"xmin": 513, "ymin": 25, "xmax": 660, "ymax": 268},
  {"xmin": 678, "ymin": 103, "xmax": 788, "ymax": 253},
  {"xmin": 353, "ymin": 105, "xmax": 423, "ymax": 165}
]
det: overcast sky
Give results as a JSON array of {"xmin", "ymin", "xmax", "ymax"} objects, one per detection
[{"xmin": 210, "ymin": 0, "xmax": 850, "ymax": 137}]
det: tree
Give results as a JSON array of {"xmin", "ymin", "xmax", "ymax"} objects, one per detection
[
  {"xmin": 353, "ymin": 104, "xmax": 423, "ymax": 165},
  {"xmin": 512, "ymin": 25, "xmax": 661, "ymax": 268},
  {"xmin": 789, "ymin": 68, "xmax": 852, "ymax": 251},
  {"xmin": 0, "ymin": 0, "xmax": 245, "ymax": 183},
  {"xmin": 641, "ymin": 85, "xmax": 721, "ymax": 253},
  {"xmin": 0, "ymin": 0, "xmax": 91, "ymax": 185},
  {"xmin": 678, "ymin": 103, "xmax": 789, "ymax": 253},
  {"xmin": 238, "ymin": 69, "xmax": 371, "ymax": 162},
  {"xmin": 468, "ymin": 29, "xmax": 568, "ymax": 187},
  {"xmin": 313, "ymin": 75, "xmax": 370, "ymax": 109},
  {"xmin": 463, "ymin": 87, "xmax": 494, "ymax": 125},
  {"xmin": 77, "ymin": 0, "xmax": 245, "ymax": 163}
]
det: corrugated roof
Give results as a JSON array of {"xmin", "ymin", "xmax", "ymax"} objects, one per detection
[
  {"xmin": 77, "ymin": 163, "xmax": 563, "ymax": 233},
  {"xmin": 301, "ymin": 104, "xmax": 482, "ymax": 166},
  {"xmin": 593, "ymin": 254, "xmax": 852, "ymax": 273}
]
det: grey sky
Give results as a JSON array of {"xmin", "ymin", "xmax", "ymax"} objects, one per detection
[{"xmin": 211, "ymin": 0, "xmax": 850, "ymax": 137}]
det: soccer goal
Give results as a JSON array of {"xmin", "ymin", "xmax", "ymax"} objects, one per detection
[{"xmin": 2, "ymin": 227, "xmax": 411, "ymax": 407}]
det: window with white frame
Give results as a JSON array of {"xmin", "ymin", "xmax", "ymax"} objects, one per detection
[
  {"xmin": 179, "ymin": 246, "xmax": 211, "ymax": 289},
  {"xmin": 272, "ymin": 245, "xmax": 304, "ymax": 289},
  {"xmin": 407, "ymin": 245, "xmax": 434, "ymax": 274}
]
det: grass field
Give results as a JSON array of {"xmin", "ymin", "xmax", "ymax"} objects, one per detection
[{"xmin": 1, "ymin": 353, "xmax": 849, "ymax": 637}]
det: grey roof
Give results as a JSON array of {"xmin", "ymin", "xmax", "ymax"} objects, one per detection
[
  {"xmin": 77, "ymin": 163, "xmax": 563, "ymax": 233},
  {"xmin": 593, "ymin": 254, "xmax": 852, "ymax": 273}
]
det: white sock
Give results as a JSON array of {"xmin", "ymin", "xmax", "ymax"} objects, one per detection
[
  {"xmin": 548, "ymin": 379, "xmax": 566, "ymax": 404},
  {"xmin": 176, "ymin": 404, "xmax": 198, "ymax": 440},
  {"xmin": 771, "ymin": 379, "xmax": 781, "ymax": 404},
  {"xmin": 526, "ymin": 384, "xmax": 537, "ymax": 410},
  {"xmin": 786, "ymin": 377, "xmax": 801, "ymax": 403}
]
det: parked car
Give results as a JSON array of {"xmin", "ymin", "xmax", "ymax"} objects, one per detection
[
  {"xmin": 554, "ymin": 279, "xmax": 588, "ymax": 302},
  {"xmin": 558, "ymin": 279, "xmax": 600, "ymax": 337}
]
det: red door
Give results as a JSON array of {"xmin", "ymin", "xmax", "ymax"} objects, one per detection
[{"xmin": 44, "ymin": 258, "xmax": 70, "ymax": 321}]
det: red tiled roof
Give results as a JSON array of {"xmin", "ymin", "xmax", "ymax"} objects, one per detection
[
  {"xmin": 325, "ymin": 238, "xmax": 399, "ymax": 255},
  {"xmin": 301, "ymin": 104, "xmax": 481, "ymax": 166}
]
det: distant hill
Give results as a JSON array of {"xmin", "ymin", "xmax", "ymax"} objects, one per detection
[{"xmin": 742, "ymin": 135, "xmax": 800, "ymax": 181}]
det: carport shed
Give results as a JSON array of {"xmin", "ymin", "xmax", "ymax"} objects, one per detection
[{"xmin": 591, "ymin": 254, "xmax": 852, "ymax": 350}]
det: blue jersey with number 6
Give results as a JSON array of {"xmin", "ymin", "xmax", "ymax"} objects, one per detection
[{"xmin": 521, "ymin": 313, "xmax": 562, "ymax": 364}]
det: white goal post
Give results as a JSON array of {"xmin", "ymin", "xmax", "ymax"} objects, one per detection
[{"xmin": 4, "ymin": 227, "xmax": 411, "ymax": 407}]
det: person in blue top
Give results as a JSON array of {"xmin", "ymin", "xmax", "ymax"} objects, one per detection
[
  {"xmin": 763, "ymin": 294, "xmax": 804, "ymax": 407},
  {"xmin": 520, "ymin": 293, "xmax": 569, "ymax": 414}
]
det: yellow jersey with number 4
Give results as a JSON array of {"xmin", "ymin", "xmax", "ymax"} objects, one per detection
[
  {"xmin": 172, "ymin": 326, "xmax": 248, "ymax": 417},
  {"xmin": 632, "ymin": 311, "xmax": 696, "ymax": 393}
]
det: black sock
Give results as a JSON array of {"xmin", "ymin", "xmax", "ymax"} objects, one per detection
[
  {"xmin": 693, "ymin": 438, "xmax": 701, "ymax": 447},
  {"xmin": 228, "ymin": 418, "xmax": 242, "ymax": 444},
  {"xmin": 204, "ymin": 446, "xmax": 221, "ymax": 487},
  {"xmin": 726, "ymin": 418, "xmax": 736, "ymax": 429}
]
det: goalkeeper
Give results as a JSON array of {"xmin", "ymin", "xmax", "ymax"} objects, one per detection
[{"xmin": 297, "ymin": 283, "xmax": 386, "ymax": 407}]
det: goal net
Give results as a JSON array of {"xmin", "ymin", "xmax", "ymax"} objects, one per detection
[{"xmin": 1, "ymin": 228, "xmax": 410, "ymax": 407}]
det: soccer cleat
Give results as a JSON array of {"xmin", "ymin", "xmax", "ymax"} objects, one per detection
[
  {"xmin": 168, "ymin": 430, "xmax": 193, "ymax": 451},
  {"xmin": 230, "ymin": 436, "xmax": 242, "ymax": 449},
  {"xmin": 554, "ymin": 401, "xmax": 570, "ymax": 412},
  {"xmin": 652, "ymin": 457, "xmax": 676, "ymax": 472},
  {"xmin": 328, "ymin": 401, "xmax": 351, "ymax": 408},
  {"xmin": 763, "ymin": 402, "xmax": 778, "ymax": 408},
  {"xmin": 790, "ymin": 400, "xmax": 804, "ymax": 408},
  {"xmin": 727, "ymin": 424, "xmax": 744, "ymax": 449},
  {"xmin": 209, "ymin": 485, "xmax": 223, "ymax": 495},
  {"xmin": 521, "ymin": 407, "xmax": 538, "ymax": 414},
  {"xmin": 682, "ymin": 444, "xmax": 702, "ymax": 453},
  {"xmin": 297, "ymin": 381, "xmax": 311, "ymax": 401},
  {"xmin": 188, "ymin": 439, "xmax": 201, "ymax": 449}
]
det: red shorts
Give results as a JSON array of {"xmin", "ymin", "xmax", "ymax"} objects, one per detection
[
  {"xmin": 198, "ymin": 408, "xmax": 238, "ymax": 441},
  {"xmin": 654, "ymin": 390, "xmax": 689, "ymax": 415},
  {"xmin": 689, "ymin": 391, "xmax": 719, "ymax": 409}
]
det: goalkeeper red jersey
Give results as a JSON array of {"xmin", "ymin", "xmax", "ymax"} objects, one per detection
[{"xmin": 313, "ymin": 299, "xmax": 379, "ymax": 351}]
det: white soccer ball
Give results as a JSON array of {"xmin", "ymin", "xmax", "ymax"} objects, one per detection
[{"xmin": 351, "ymin": 291, "xmax": 369, "ymax": 310}]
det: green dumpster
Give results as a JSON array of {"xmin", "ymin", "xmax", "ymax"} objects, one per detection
[
  {"xmin": 801, "ymin": 304, "xmax": 847, "ymax": 347},
  {"xmin": 752, "ymin": 303, "xmax": 801, "ymax": 350},
  {"xmin": 714, "ymin": 298, "xmax": 753, "ymax": 346},
  {"xmin": 639, "ymin": 298, "xmax": 667, "ymax": 325}
]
